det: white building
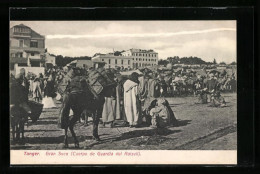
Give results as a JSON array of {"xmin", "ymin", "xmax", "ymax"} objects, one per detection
[
  {"xmin": 121, "ymin": 48, "xmax": 158, "ymax": 68},
  {"xmin": 92, "ymin": 53, "xmax": 133, "ymax": 69},
  {"xmin": 45, "ymin": 52, "xmax": 56, "ymax": 67},
  {"xmin": 66, "ymin": 59, "xmax": 93, "ymax": 68}
]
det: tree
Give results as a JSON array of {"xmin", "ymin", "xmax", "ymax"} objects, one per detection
[
  {"xmin": 219, "ymin": 62, "xmax": 226, "ymax": 65},
  {"xmin": 230, "ymin": 61, "xmax": 237, "ymax": 65},
  {"xmin": 158, "ymin": 59, "xmax": 169, "ymax": 66},
  {"xmin": 213, "ymin": 58, "xmax": 217, "ymax": 64}
]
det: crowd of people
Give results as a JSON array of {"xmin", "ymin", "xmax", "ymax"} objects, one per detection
[
  {"xmin": 10, "ymin": 65, "xmax": 237, "ymax": 146},
  {"xmin": 10, "ymin": 65, "xmax": 237, "ymax": 129}
]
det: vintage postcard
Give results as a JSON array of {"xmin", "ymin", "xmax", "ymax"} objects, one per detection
[{"xmin": 10, "ymin": 20, "xmax": 237, "ymax": 165}]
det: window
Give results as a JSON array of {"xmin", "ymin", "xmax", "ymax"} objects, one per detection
[
  {"xmin": 149, "ymin": 59, "xmax": 150, "ymax": 61},
  {"xmin": 133, "ymin": 58, "xmax": 134, "ymax": 60},
  {"xmin": 109, "ymin": 59, "xmax": 111, "ymax": 64},
  {"xmin": 146, "ymin": 59, "xmax": 147, "ymax": 61},
  {"xmin": 31, "ymin": 53, "xmax": 35, "ymax": 56},
  {"xmin": 139, "ymin": 53, "xmax": 141, "ymax": 56},
  {"xmin": 139, "ymin": 58, "xmax": 141, "ymax": 61},
  {"xmin": 115, "ymin": 59, "xmax": 117, "ymax": 64},
  {"xmin": 152, "ymin": 54, "xmax": 153, "ymax": 57},
  {"xmin": 17, "ymin": 53, "xmax": 22, "ymax": 58},
  {"xmin": 102, "ymin": 59, "xmax": 104, "ymax": 61},
  {"xmin": 19, "ymin": 40, "xmax": 23, "ymax": 47},
  {"xmin": 121, "ymin": 60, "xmax": 124, "ymax": 64},
  {"xmin": 11, "ymin": 53, "xmax": 15, "ymax": 57},
  {"xmin": 136, "ymin": 58, "xmax": 138, "ymax": 61},
  {"xmin": 128, "ymin": 60, "xmax": 130, "ymax": 65},
  {"xmin": 143, "ymin": 58, "xmax": 144, "ymax": 61},
  {"xmin": 30, "ymin": 41, "xmax": 38, "ymax": 48}
]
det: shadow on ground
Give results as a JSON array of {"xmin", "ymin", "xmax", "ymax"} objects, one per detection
[
  {"xmin": 24, "ymin": 129, "xmax": 61, "ymax": 133},
  {"xmin": 173, "ymin": 119, "xmax": 192, "ymax": 127},
  {"xmin": 33, "ymin": 120, "xmax": 58, "ymax": 125}
]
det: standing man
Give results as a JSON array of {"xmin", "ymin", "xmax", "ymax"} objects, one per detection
[
  {"xmin": 206, "ymin": 73, "xmax": 217, "ymax": 102},
  {"xmin": 123, "ymin": 72, "xmax": 141, "ymax": 128}
]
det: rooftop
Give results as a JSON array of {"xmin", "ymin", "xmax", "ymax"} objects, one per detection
[
  {"xmin": 10, "ymin": 24, "xmax": 45, "ymax": 39},
  {"xmin": 128, "ymin": 48, "xmax": 157, "ymax": 53},
  {"xmin": 92, "ymin": 53, "xmax": 133, "ymax": 59}
]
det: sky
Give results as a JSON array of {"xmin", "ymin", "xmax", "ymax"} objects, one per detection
[{"xmin": 10, "ymin": 21, "xmax": 236, "ymax": 63}]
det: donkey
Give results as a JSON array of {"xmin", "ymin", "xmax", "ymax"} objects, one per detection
[
  {"xmin": 10, "ymin": 76, "xmax": 31, "ymax": 143},
  {"xmin": 58, "ymin": 74, "xmax": 105, "ymax": 148}
]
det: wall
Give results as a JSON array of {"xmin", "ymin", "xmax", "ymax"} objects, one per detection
[
  {"xmin": 28, "ymin": 52, "xmax": 41, "ymax": 59},
  {"xmin": 45, "ymin": 56, "xmax": 56, "ymax": 66},
  {"xmin": 76, "ymin": 60, "xmax": 93, "ymax": 68}
]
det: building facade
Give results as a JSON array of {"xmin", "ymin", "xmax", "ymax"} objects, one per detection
[
  {"xmin": 10, "ymin": 24, "xmax": 46, "ymax": 69},
  {"xmin": 45, "ymin": 52, "xmax": 56, "ymax": 68},
  {"xmin": 92, "ymin": 53, "xmax": 133, "ymax": 69},
  {"xmin": 121, "ymin": 48, "xmax": 158, "ymax": 68},
  {"xmin": 66, "ymin": 59, "xmax": 94, "ymax": 68}
]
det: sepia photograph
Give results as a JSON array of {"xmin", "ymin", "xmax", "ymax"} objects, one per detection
[{"xmin": 9, "ymin": 20, "xmax": 237, "ymax": 164}]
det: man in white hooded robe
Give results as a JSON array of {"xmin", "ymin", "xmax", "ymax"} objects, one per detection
[{"xmin": 123, "ymin": 73, "xmax": 141, "ymax": 127}]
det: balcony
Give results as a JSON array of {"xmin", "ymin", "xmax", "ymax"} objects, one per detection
[{"xmin": 10, "ymin": 46, "xmax": 45, "ymax": 53}]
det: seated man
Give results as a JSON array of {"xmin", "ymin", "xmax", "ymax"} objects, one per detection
[
  {"xmin": 210, "ymin": 91, "xmax": 226, "ymax": 107},
  {"xmin": 149, "ymin": 98, "xmax": 177, "ymax": 128},
  {"xmin": 195, "ymin": 88, "xmax": 208, "ymax": 104}
]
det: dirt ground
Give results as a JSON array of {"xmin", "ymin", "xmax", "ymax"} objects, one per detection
[{"xmin": 10, "ymin": 93, "xmax": 237, "ymax": 150}]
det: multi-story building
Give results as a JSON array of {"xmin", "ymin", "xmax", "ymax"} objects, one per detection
[
  {"xmin": 10, "ymin": 24, "xmax": 46, "ymax": 70},
  {"xmin": 92, "ymin": 53, "xmax": 133, "ymax": 69},
  {"xmin": 121, "ymin": 48, "xmax": 158, "ymax": 68}
]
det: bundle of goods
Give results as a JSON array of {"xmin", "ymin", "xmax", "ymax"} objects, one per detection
[
  {"xmin": 27, "ymin": 100, "xmax": 43, "ymax": 123},
  {"xmin": 87, "ymin": 68, "xmax": 116, "ymax": 95}
]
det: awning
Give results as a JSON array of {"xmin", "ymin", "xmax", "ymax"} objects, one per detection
[
  {"xmin": 24, "ymin": 50, "xmax": 41, "ymax": 53},
  {"xmin": 29, "ymin": 58, "xmax": 45, "ymax": 62}
]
